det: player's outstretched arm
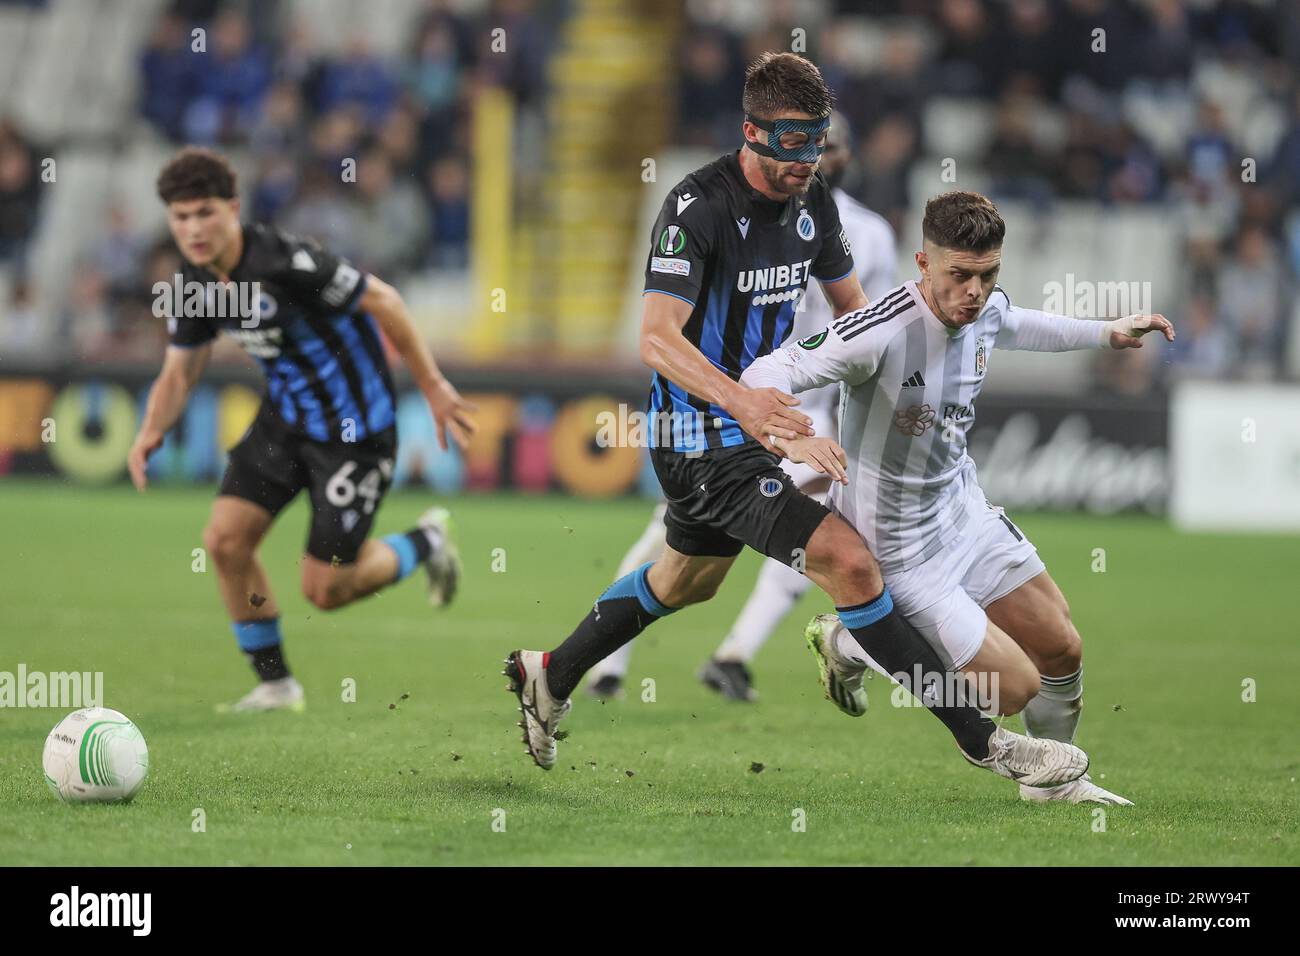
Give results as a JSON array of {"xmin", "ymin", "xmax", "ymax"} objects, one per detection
[
  {"xmin": 128, "ymin": 343, "xmax": 211, "ymax": 491},
  {"xmin": 640, "ymin": 290, "xmax": 812, "ymax": 444},
  {"xmin": 360, "ymin": 276, "xmax": 477, "ymax": 451},
  {"xmin": 998, "ymin": 295, "xmax": 1176, "ymax": 353}
]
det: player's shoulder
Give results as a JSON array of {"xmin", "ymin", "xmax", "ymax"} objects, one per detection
[
  {"xmin": 237, "ymin": 221, "xmax": 301, "ymax": 276},
  {"xmin": 829, "ymin": 282, "xmax": 921, "ymax": 346},
  {"xmin": 660, "ymin": 152, "xmax": 737, "ymax": 221},
  {"xmin": 987, "ymin": 284, "xmax": 1014, "ymax": 316}
]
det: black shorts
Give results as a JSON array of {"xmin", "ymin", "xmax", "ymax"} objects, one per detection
[
  {"xmin": 650, "ymin": 441, "xmax": 830, "ymax": 566},
  {"xmin": 219, "ymin": 404, "xmax": 397, "ymax": 564}
]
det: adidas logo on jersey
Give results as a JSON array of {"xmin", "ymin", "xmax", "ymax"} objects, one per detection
[{"xmin": 902, "ymin": 371, "xmax": 926, "ymax": 388}]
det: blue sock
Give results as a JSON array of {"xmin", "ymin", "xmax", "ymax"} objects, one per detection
[
  {"xmin": 382, "ymin": 530, "xmax": 431, "ymax": 583},
  {"xmin": 546, "ymin": 562, "xmax": 675, "ymax": 698},
  {"xmin": 232, "ymin": 617, "xmax": 289, "ymax": 681}
]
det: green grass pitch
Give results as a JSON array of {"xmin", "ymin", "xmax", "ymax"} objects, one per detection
[{"xmin": 0, "ymin": 481, "xmax": 1296, "ymax": 866}]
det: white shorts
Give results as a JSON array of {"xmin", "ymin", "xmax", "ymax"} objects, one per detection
[
  {"xmin": 780, "ymin": 383, "xmax": 839, "ymax": 491},
  {"xmin": 884, "ymin": 493, "xmax": 1046, "ymax": 670}
]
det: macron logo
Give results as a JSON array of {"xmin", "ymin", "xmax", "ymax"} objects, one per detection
[
  {"xmin": 50, "ymin": 886, "xmax": 151, "ymax": 936},
  {"xmin": 676, "ymin": 192, "xmax": 698, "ymax": 215},
  {"xmin": 291, "ymin": 249, "xmax": 316, "ymax": 272},
  {"xmin": 736, "ymin": 217, "xmax": 750, "ymax": 239}
]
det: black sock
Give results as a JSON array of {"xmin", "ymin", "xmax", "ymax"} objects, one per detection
[
  {"xmin": 404, "ymin": 528, "xmax": 434, "ymax": 562},
  {"xmin": 247, "ymin": 645, "xmax": 290, "ymax": 682},
  {"xmin": 838, "ymin": 590, "xmax": 995, "ymax": 759},
  {"xmin": 546, "ymin": 562, "xmax": 675, "ymax": 698}
]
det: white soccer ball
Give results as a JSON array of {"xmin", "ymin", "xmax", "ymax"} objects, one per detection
[{"xmin": 43, "ymin": 707, "xmax": 149, "ymax": 803}]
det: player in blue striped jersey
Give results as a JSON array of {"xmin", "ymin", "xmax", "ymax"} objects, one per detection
[
  {"xmin": 128, "ymin": 148, "xmax": 476, "ymax": 712},
  {"xmin": 504, "ymin": 55, "xmax": 1090, "ymax": 790}
]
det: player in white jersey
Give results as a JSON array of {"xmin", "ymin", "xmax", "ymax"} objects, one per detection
[
  {"xmin": 743, "ymin": 191, "xmax": 1174, "ymax": 804},
  {"xmin": 586, "ymin": 114, "xmax": 897, "ymax": 701}
]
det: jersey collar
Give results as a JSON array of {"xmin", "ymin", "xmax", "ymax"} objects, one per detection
[
  {"xmin": 724, "ymin": 149, "xmax": 792, "ymax": 223},
  {"xmin": 907, "ymin": 280, "xmax": 972, "ymax": 339}
]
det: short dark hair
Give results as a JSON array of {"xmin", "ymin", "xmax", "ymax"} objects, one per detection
[
  {"xmin": 156, "ymin": 147, "xmax": 238, "ymax": 204},
  {"xmin": 742, "ymin": 52, "xmax": 833, "ymax": 120},
  {"xmin": 922, "ymin": 191, "xmax": 1006, "ymax": 252}
]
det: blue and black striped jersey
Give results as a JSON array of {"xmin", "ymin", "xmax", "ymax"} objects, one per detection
[
  {"xmin": 168, "ymin": 223, "xmax": 396, "ymax": 444},
  {"xmin": 642, "ymin": 151, "xmax": 853, "ymax": 453}
]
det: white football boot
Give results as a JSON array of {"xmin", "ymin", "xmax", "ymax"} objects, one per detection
[
  {"xmin": 804, "ymin": 613, "xmax": 868, "ymax": 717},
  {"xmin": 1020, "ymin": 773, "xmax": 1133, "ymax": 805},
  {"xmin": 216, "ymin": 676, "xmax": 305, "ymax": 713},
  {"xmin": 961, "ymin": 726, "xmax": 1089, "ymax": 787},
  {"xmin": 503, "ymin": 650, "xmax": 571, "ymax": 771},
  {"xmin": 417, "ymin": 506, "xmax": 461, "ymax": 608}
]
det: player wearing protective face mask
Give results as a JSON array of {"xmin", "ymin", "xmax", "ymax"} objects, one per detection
[
  {"xmin": 502, "ymin": 55, "xmax": 1090, "ymax": 797},
  {"xmin": 586, "ymin": 112, "xmax": 899, "ymax": 702}
]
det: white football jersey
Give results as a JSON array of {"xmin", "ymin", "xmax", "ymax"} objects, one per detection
[
  {"xmin": 792, "ymin": 188, "xmax": 897, "ymax": 422},
  {"xmin": 743, "ymin": 281, "xmax": 1108, "ymax": 574}
]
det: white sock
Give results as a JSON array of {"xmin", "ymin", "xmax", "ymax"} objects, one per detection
[
  {"xmin": 1022, "ymin": 668, "xmax": 1083, "ymax": 742},
  {"xmin": 714, "ymin": 557, "xmax": 812, "ymax": 663},
  {"xmin": 587, "ymin": 505, "xmax": 668, "ymax": 682}
]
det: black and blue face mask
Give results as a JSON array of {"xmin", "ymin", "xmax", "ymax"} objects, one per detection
[{"xmin": 745, "ymin": 113, "xmax": 831, "ymax": 164}]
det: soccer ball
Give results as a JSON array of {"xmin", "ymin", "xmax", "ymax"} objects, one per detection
[{"xmin": 43, "ymin": 707, "xmax": 149, "ymax": 803}]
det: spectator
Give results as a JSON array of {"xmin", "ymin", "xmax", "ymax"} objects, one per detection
[
  {"xmin": 184, "ymin": 9, "xmax": 271, "ymax": 144},
  {"xmin": 408, "ymin": 17, "xmax": 463, "ymax": 116},
  {"xmin": 352, "ymin": 148, "xmax": 430, "ymax": 275},
  {"xmin": 1167, "ymin": 293, "xmax": 1232, "ymax": 380},
  {"xmin": 139, "ymin": 12, "xmax": 198, "ymax": 141},
  {"xmin": 1216, "ymin": 225, "xmax": 1290, "ymax": 378},
  {"xmin": 426, "ymin": 155, "xmax": 469, "ymax": 270},
  {"xmin": 315, "ymin": 37, "xmax": 400, "ymax": 126},
  {"xmin": 0, "ymin": 120, "xmax": 42, "ymax": 268}
]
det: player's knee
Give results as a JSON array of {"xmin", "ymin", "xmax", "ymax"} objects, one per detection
[
  {"xmin": 302, "ymin": 576, "xmax": 347, "ymax": 611},
  {"xmin": 1043, "ymin": 624, "xmax": 1083, "ymax": 676},
  {"xmin": 828, "ymin": 546, "xmax": 877, "ymax": 593},
  {"xmin": 203, "ymin": 523, "xmax": 252, "ymax": 569}
]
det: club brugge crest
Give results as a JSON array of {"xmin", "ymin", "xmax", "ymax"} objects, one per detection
[
  {"xmin": 975, "ymin": 336, "xmax": 986, "ymax": 377},
  {"xmin": 797, "ymin": 208, "xmax": 815, "ymax": 241},
  {"xmin": 759, "ymin": 476, "xmax": 783, "ymax": 498}
]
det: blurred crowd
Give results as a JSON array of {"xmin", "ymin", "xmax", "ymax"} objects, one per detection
[
  {"xmin": 1, "ymin": 0, "xmax": 1297, "ymax": 387},
  {"xmin": 680, "ymin": 0, "xmax": 1300, "ymax": 386},
  {"xmin": 0, "ymin": 0, "xmax": 549, "ymax": 360}
]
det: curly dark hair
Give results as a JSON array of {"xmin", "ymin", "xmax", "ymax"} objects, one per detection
[
  {"xmin": 742, "ymin": 52, "xmax": 833, "ymax": 120},
  {"xmin": 156, "ymin": 147, "xmax": 238, "ymax": 204}
]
